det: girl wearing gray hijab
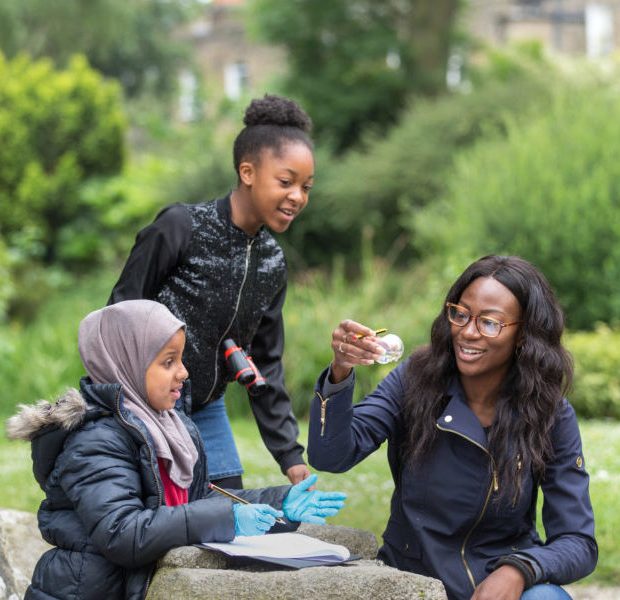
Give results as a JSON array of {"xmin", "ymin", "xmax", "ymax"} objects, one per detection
[{"xmin": 7, "ymin": 300, "xmax": 346, "ymax": 600}]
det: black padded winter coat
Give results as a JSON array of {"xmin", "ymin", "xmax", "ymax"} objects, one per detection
[{"xmin": 9, "ymin": 378, "xmax": 291, "ymax": 599}]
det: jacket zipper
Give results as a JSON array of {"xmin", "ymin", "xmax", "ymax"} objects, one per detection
[
  {"xmin": 315, "ymin": 391, "xmax": 328, "ymax": 436},
  {"xmin": 114, "ymin": 389, "xmax": 163, "ymax": 599},
  {"xmin": 204, "ymin": 237, "xmax": 255, "ymax": 404},
  {"xmin": 115, "ymin": 390, "xmax": 164, "ymax": 507},
  {"xmin": 513, "ymin": 453, "xmax": 523, "ymax": 507},
  {"xmin": 436, "ymin": 424, "xmax": 498, "ymax": 592}
]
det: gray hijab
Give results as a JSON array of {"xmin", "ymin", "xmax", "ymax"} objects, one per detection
[{"xmin": 78, "ymin": 300, "xmax": 198, "ymax": 488}]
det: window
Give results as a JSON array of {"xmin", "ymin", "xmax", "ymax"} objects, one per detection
[{"xmin": 224, "ymin": 61, "xmax": 248, "ymax": 101}]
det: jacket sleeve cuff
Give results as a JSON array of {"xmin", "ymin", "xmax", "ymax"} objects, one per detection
[
  {"xmin": 277, "ymin": 449, "xmax": 306, "ymax": 474},
  {"xmin": 494, "ymin": 554, "xmax": 539, "ymax": 589},
  {"xmin": 321, "ymin": 366, "xmax": 355, "ymax": 397}
]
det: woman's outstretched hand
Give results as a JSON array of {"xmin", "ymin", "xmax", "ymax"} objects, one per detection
[
  {"xmin": 282, "ymin": 474, "xmax": 347, "ymax": 524},
  {"xmin": 330, "ymin": 319, "xmax": 386, "ymax": 383}
]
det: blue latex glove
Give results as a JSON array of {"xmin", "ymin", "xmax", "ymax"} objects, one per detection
[
  {"xmin": 233, "ymin": 503, "xmax": 284, "ymax": 537},
  {"xmin": 282, "ymin": 473, "xmax": 347, "ymax": 524}
]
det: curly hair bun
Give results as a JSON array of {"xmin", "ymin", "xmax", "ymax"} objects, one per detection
[{"xmin": 243, "ymin": 94, "xmax": 312, "ymax": 133}]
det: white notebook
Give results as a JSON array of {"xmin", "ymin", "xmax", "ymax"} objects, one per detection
[{"xmin": 199, "ymin": 532, "xmax": 351, "ymax": 565}]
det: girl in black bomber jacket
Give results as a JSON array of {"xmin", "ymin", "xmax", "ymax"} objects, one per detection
[{"xmin": 108, "ymin": 94, "xmax": 314, "ymax": 489}]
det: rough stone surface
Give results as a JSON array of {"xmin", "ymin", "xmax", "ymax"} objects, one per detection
[
  {"xmin": 150, "ymin": 524, "xmax": 446, "ymax": 599},
  {"xmin": 0, "ymin": 509, "xmax": 51, "ymax": 600},
  {"xmin": 297, "ymin": 523, "xmax": 379, "ymax": 558},
  {"xmin": 146, "ymin": 561, "xmax": 447, "ymax": 600}
]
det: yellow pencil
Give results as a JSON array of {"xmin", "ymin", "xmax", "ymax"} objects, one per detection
[{"xmin": 354, "ymin": 328, "xmax": 388, "ymax": 339}]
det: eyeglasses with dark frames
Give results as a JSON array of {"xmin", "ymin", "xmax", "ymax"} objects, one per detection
[{"xmin": 445, "ymin": 302, "xmax": 523, "ymax": 338}]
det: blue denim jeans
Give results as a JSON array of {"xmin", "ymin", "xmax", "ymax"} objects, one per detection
[
  {"xmin": 190, "ymin": 395, "xmax": 243, "ymax": 480},
  {"xmin": 521, "ymin": 584, "xmax": 572, "ymax": 599}
]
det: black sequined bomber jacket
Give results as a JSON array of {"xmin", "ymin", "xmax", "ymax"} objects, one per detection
[{"xmin": 108, "ymin": 195, "xmax": 304, "ymax": 473}]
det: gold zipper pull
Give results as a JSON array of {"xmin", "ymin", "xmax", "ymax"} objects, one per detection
[
  {"xmin": 493, "ymin": 470, "xmax": 499, "ymax": 492},
  {"xmin": 316, "ymin": 392, "xmax": 328, "ymax": 437}
]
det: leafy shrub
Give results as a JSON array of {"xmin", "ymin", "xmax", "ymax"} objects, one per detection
[
  {"xmin": 0, "ymin": 53, "xmax": 125, "ymax": 319},
  {"xmin": 413, "ymin": 83, "xmax": 620, "ymax": 329},
  {"xmin": 566, "ymin": 325, "xmax": 620, "ymax": 419},
  {"xmin": 0, "ymin": 0, "xmax": 194, "ymax": 99}
]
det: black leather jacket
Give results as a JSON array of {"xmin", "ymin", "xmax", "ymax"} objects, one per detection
[
  {"xmin": 109, "ymin": 195, "xmax": 304, "ymax": 473},
  {"xmin": 15, "ymin": 380, "xmax": 291, "ymax": 600}
]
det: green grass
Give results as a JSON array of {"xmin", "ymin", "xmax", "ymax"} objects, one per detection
[{"xmin": 1, "ymin": 418, "xmax": 618, "ymax": 585}]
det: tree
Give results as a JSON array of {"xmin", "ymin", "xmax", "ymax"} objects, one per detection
[
  {"xmin": 248, "ymin": 0, "xmax": 460, "ymax": 152},
  {"xmin": 0, "ymin": 0, "xmax": 196, "ymax": 98}
]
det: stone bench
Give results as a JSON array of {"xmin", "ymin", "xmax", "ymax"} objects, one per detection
[{"xmin": 147, "ymin": 524, "xmax": 447, "ymax": 600}]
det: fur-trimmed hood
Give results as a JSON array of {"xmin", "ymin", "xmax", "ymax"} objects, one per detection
[
  {"xmin": 6, "ymin": 383, "xmax": 122, "ymax": 489},
  {"xmin": 6, "ymin": 388, "xmax": 89, "ymax": 441}
]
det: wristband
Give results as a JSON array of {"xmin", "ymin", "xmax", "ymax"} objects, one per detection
[{"xmin": 494, "ymin": 555, "xmax": 536, "ymax": 589}]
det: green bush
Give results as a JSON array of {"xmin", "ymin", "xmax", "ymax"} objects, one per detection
[
  {"xmin": 0, "ymin": 273, "xmax": 116, "ymax": 419},
  {"xmin": 0, "ymin": 0, "xmax": 194, "ymax": 99},
  {"xmin": 0, "ymin": 52, "xmax": 125, "ymax": 319},
  {"xmin": 413, "ymin": 83, "xmax": 620, "ymax": 329},
  {"xmin": 93, "ymin": 97, "xmax": 237, "ymax": 269},
  {"xmin": 566, "ymin": 325, "xmax": 620, "ymax": 419}
]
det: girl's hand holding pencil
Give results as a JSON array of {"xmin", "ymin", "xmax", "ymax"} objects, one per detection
[
  {"xmin": 232, "ymin": 503, "xmax": 284, "ymax": 536},
  {"xmin": 209, "ymin": 474, "xmax": 346, "ymax": 535}
]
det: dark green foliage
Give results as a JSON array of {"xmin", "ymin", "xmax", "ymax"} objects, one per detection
[
  {"xmin": 413, "ymin": 84, "xmax": 620, "ymax": 329},
  {"xmin": 567, "ymin": 326, "xmax": 620, "ymax": 419},
  {"xmin": 248, "ymin": 0, "xmax": 459, "ymax": 152}
]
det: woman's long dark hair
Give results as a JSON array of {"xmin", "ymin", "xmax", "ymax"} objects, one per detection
[{"xmin": 402, "ymin": 255, "xmax": 573, "ymax": 503}]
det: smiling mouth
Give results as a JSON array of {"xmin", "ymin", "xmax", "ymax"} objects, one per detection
[
  {"xmin": 459, "ymin": 346, "xmax": 484, "ymax": 356},
  {"xmin": 279, "ymin": 207, "xmax": 297, "ymax": 218}
]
